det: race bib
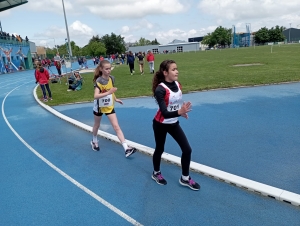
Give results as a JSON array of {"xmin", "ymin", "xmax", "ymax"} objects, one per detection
[
  {"xmin": 168, "ymin": 103, "xmax": 181, "ymax": 112},
  {"xmin": 99, "ymin": 94, "xmax": 113, "ymax": 107}
]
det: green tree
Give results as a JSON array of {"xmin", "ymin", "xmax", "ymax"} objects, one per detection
[
  {"xmin": 89, "ymin": 35, "xmax": 101, "ymax": 44},
  {"xmin": 202, "ymin": 27, "xmax": 231, "ymax": 47},
  {"xmin": 150, "ymin": 38, "xmax": 160, "ymax": 45},
  {"xmin": 88, "ymin": 41, "xmax": 106, "ymax": 56},
  {"xmin": 268, "ymin": 25, "xmax": 285, "ymax": 42},
  {"xmin": 254, "ymin": 27, "xmax": 270, "ymax": 44},
  {"xmin": 202, "ymin": 33, "xmax": 217, "ymax": 47},
  {"xmin": 134, "ymin": 37, "xmax": 151, "ymax": 46},
  {"xmin": 213, "ymin": 26, "xmax": 232, "ymax": 46},
  {"xmin": 100, "ymin": 33, "xmax": 126, "ymax": 54}
]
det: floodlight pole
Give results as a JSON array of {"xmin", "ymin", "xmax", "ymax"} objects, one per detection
[
  {"xmin": 62, "ymin": 0, "xmax": 72, "ymax": 58},
  {"xmin": 289, "ymin": 23, "xmax": 291, "ymax": 43}
]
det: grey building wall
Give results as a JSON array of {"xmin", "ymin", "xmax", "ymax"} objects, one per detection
[
  {"xmin": 128, "ymin": 45, "xmax": 159, "ymax": 54},
  {"xmin": 159, "ymin": 42, "xmax": 199, "ymax": 52},
  {"xmin": 128, "ymin": 42, "xmax": 200, "ymax": 53},
  {"xmin": 283, "ymin": 28, "xmax": 300, "ymax": 42}
]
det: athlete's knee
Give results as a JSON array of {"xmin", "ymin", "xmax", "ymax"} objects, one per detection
[
  {"xmin": 183, "ymin": 146, "xmax": 192, "ymax": 156},
  {"xmin": 112, "ymin": 123, "xmax": 121, "ymax": 132},
  {"xmin": 154, "ymin": 147, "xmax": 164, "ymax": 156}
]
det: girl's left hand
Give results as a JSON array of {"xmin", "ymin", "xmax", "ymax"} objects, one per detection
[
  {"xmin": 182, "ymin": 113, "xmax": 189, "ymax": 119},
  {"xmin": 115, "ymin": 99, "xmax": 123, "ymax": 105}
]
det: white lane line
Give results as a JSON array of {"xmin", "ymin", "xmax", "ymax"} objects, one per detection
[
  {"xmin": 32, "ymin": 85, "xmax": 300, "ymax": 207},
  {"xmin": 0, "ymin": 79, "xmax": 32, "ymax": 89},
  {"xmin": 2, "ymin": 84, "xmax": 143, "ymax": 226}
]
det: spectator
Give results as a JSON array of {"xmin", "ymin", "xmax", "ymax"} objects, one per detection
[
  {"xmin": 121, "ymin": 53, "xmax": 125, "ymax": 64},
  {"xmin": 54, "ymin": 60, "xmax": 62, "ymax": 76},
  {"xmin": 35, "ymin": 62, "xmax": 52, "ymax": 102},
  {"xmin": 127, "ymin": 51, "xmax": 135, "ymax": 75},
  {"xmin": 137, "ymin": 52, "xmax": 144, "ymax": 75},
  {"xmin": 146, "ymin": 50, "xmax": 155, "ymax": 73},
  {"xmin": 67, "ymin": 71, "xmax": 82, "ymax": 91}
]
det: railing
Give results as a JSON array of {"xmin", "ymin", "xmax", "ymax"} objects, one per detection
[{"xmin": 0, "ymin": 35, "xmax": 29, "ymax": 46}]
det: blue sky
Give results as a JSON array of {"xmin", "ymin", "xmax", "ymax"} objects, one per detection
[{"xmin": 0, "ymin": 0, "xmax": 299, "ymax": 48}]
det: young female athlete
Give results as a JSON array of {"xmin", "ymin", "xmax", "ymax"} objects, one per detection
[
  {"xmin": 151, "ymin": 59, "xmax": 200, "ymax": 191},
  {"xmin": 91, "ymin": 60, "xmax": 137, "ymax": 157}
]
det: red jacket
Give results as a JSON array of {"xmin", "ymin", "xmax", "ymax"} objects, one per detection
[
  {"xmin": 147, "ymin": 53, "xmax": 155, "ymax": 62},
  {"xmin": 54, "ymin": 61, "xmax": 61, "ymax": 69},
  {"xmin": 35, "ymin": 68, "xmax": 50, "ymax": 84}
]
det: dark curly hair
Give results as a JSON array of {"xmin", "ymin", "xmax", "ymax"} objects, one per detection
[{"xmin": 152, "ymin": 59, "xmax": 176, "ymax": 96}]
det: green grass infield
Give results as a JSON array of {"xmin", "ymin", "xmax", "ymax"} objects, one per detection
[{"xmin": 37, "ymin": 44, "xmax": 300, "ymax": 106}]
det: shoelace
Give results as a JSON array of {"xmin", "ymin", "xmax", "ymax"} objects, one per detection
[
  {"xmin": 157, "ymin": 174, "xmax": 164, "ymax": 180},
  {"xmin": 189, "ymin": 178, "xmax": 196, "ymax": 185}
]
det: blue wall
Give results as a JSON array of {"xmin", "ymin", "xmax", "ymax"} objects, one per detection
[{"xmin": 0, "ymin": 44, "xmax": 30, "ymax": 73}]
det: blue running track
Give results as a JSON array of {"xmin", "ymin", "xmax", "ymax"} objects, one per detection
[{"xmin": 1, "ymin": 70, "xmax": 299, "ymax": 225}]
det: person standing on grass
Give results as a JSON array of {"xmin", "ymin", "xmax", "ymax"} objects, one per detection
[
  {"xmin": 35, "ymin": 62, "xmax": 52, "ymax": 102},
  {"xmin": 147, "ymin": 50, "xmax": 155, "ymax": 73},
  {"xmin": 91, "ymin": 60, "xmax": 137, "ymax": 157},
  {"xmin": 151, "ymin": 59, "xmax": 200, "ymax": 191},
  {"xmin": 54, "ymin": 60, "xmax": 62, "ymax": 76},
  {"xmin": 127, "ymin": 51, "xmax": 135, "ymax": 75},
  {"xmin": 137, "ymin": 52, "xmax": 144, "ymax": 75}
]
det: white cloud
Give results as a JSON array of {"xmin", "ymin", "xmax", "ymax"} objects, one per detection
[
  {"xmin": 76, "ymin": 0, "xmax": 187, "ymax": 19},
  {"xmin": 26, "ymin": 0, "xmax": 74, "ymax": 13},
  {"xmin": 32, "ymin": 21, "xmax": 95, "ymax": 47},
  {"xmin": 198, "ymin": 0, "xmax": 300, "ymax": 31},
  {"xmin": 120, "ymin": 19, "xmax": 155, "ymax": 35}
]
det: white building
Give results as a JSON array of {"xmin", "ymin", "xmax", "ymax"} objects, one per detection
[{"xmin": 128, "ymin": 39, "xmax": 200, "ymax": 54}]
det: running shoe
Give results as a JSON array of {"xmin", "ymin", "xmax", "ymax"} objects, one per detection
[
  {"xmin": 179, "ymin": 176, "xmax": 200, "ymax": 191},
  {"xmin": 125, "ymin": 147, "xmax": 137, "ymax": 157},
  {"xmin": 91, "ymin": 141, "xmax": 100, "ymax": 151},
  {"xmin": 152, "ymin": 172, "xmax": 167, "ymax": 185}
]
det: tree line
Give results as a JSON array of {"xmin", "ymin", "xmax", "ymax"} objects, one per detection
[
  {"xmin": 46, "ymin": 34, "xmax": 160, "ymax": 58},
  {"xmin": 46, "ymin": 32, "xmax": 126, "ymax": 58},
  {"xmin": 202, "ymin": 25, "xmax": 286, "ymax": 48},
  {"xmin": 45, "ymin": 25, "xmax": 287, "ymax": 58}
]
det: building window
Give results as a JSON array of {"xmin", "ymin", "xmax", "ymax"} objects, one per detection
[
  {"xmin": 177, "ymin": 46, "xmax": 183, "ymax": 52},
  {"xmin": 16, "ymin": 56, "xmax": 19, "ymax": 60},
  {"xmin": 11, "ymin": 56, "xmax": 14, "ymax": 61},
  {"xmin": 152, "ymin": 48, "xmax": 158, "ymax": 54}
]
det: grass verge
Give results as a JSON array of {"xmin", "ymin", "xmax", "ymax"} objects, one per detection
[{"xmin": 37, "ymin": 44, "xmax": 300, "ymax": 106}]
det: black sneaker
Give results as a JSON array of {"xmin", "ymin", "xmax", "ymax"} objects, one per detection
[
  {"xmin": 179, "ymin": 176, "xmax": 200, "ymax": 191},
  {"xmin": 125, "ymin": 147, "xmax": 136, "ymax": 157},
  {"xmin": 152, "ymin": 172, "xmax": 167, "ymax": 185},
  {"xmin": 91, "ymin": 141, "xmax": 100, "ymax": 151}
]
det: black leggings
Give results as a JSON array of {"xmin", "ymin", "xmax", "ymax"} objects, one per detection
[
  {"xmin": 129, "ymin": 63, "xmax": 134, "ymax": 73},
  {"xmin": 152, "ymin": 119, "xmax": 192, "ymax": 176}
]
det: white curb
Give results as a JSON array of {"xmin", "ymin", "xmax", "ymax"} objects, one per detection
[{"xmin": 33, "ymin": 85, "xmax": 300, "ymax": 207}]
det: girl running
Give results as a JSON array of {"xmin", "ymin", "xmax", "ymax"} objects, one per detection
[
  {"xmin": 91, "ymin": 60, "xmax": 137, "ymax": 157},
  {"xmin": 151, "ymin": 59, "xmax": 200, "ymax": 191}
]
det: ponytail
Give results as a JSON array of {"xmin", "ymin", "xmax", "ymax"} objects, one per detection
[
  {"xmin": 93, "ymin": 59, "xmax": 110, "ymax": 83},
  {"xmin": 152, "ymin": 59, "xmax": 176, "ymax": 96}
]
